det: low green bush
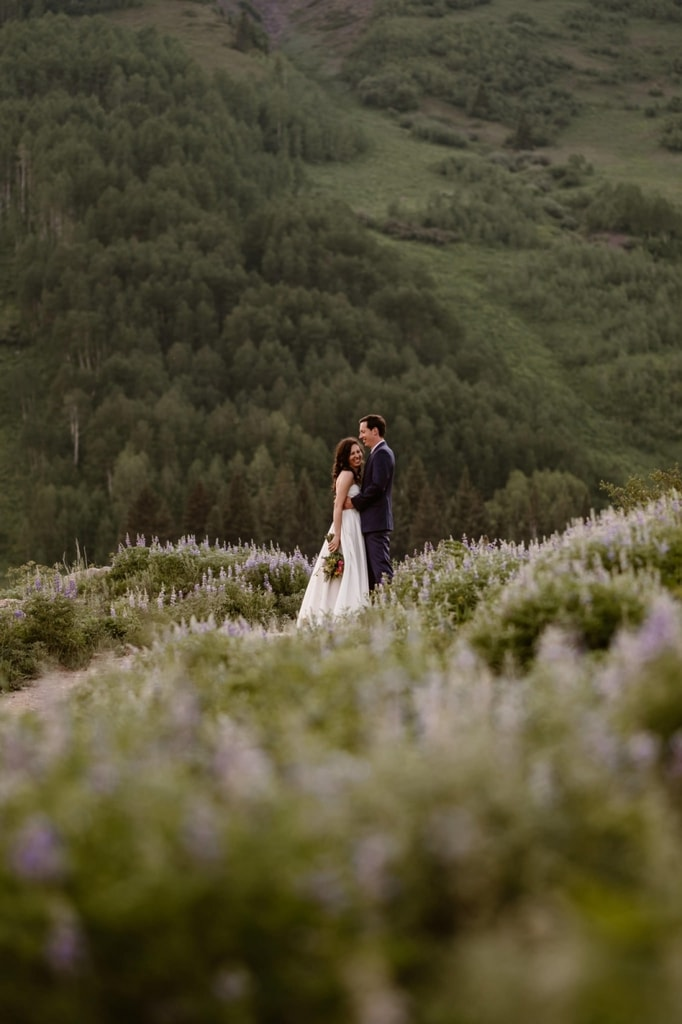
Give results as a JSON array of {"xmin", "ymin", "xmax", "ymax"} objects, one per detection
[
  {"xmin": 468, "ymin": 565, "xmax": 653, "ymax": 669},
  {"xmin": 0, "ymin": 538, "xmax": 312, "ymax": 687},
  {"xmin": 0, "ymin": 590, "xmax": 133, "ymax": 689}
]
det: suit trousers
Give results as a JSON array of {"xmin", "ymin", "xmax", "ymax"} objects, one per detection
[{"xmin": 364, "ymin": 531, "xmax": 393, "ymax": 591}]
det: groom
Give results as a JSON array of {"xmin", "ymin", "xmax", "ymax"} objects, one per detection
[{"xmin": 346, "ymin": 413, "xmax": 395, "ymax": 590}]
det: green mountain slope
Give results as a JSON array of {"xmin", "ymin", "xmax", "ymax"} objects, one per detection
[
  {"xmin": 0, "ymin": 0, "xmax": 680, "ymax": 575},
  {"xmin": 255, "ymin": 0, "xmax": 682, "ymax": 471}
]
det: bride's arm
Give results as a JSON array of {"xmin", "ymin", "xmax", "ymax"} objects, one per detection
[{"xmin": 328, "ymin": 470, "xmax": 353, "ymax": 553}]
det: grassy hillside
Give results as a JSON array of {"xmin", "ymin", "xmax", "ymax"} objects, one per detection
[
  {"xmin": 1, "ymin": 0, "xmax": 681, "ymax": 574},
  {"xmin": 108, "ymin": 1, "xmax": 682, "ymax": 199},
  {"xmin": 106, "ymin": 0, "xmax": 682, "ymax": 488}
]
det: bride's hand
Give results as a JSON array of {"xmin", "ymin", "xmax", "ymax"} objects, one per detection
[{"xmin": 327, "ymin": 534, "xmax": 340, "ymax": 553}]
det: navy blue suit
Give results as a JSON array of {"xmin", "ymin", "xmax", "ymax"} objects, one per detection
[{"xmin": 351, "ymin": 440, "xmax": 395, "ymax": 589}]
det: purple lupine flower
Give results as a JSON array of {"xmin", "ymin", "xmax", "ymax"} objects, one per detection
[
  {"xmin": 45, "ymin": 907, "xmax": 85, "ymax": 974},
  {"xmin": 634, "ymin": 596, "xmax": 679, "ymax": 663},
  {"xmin": 220, "ymin": 618, "xmax": 252, "ymax": 637},
  {"xmin": 9, "ymin": 815, "xmax": 66, "ymax": 881},
  {"xmin": 627, "ymin": 732, "xmax": 659, "ymax": 769}
]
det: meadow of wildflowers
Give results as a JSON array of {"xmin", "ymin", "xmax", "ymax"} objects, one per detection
[
  {"xmin": 0, "ymin": 536, "xmax": 312, "ymax": 689},
  {"xmin": 2, "ymin": 500, "xmax": 682, "ymax": 1021}
]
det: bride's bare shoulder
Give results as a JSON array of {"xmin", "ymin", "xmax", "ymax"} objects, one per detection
[{"xmin": 335, "ymin": 468, "xmax": 355, "ymax": 492}]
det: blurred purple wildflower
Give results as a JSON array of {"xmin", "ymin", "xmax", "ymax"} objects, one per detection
[
  {"xmin": 45, "ymin": 907, "xmax": 85, "ymax": 974},
  {"xmin": 634, "ymin": 597, "xmax": 679, "ymax": 662},
  {"xmin": 9, "ymin": 815, "xmax": 66, "ymax": 882}
]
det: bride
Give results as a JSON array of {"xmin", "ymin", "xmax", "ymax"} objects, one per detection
[{"xmin": 297, "ymin": 437, "xmax": 369, "ymax": 626}]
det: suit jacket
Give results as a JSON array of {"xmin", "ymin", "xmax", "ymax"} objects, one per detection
[{"xmin": 351, "ymin": 441, "xmax": 395, "ymax": 533}]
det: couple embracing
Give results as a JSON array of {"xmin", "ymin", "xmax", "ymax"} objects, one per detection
[{"xmin": 297, "ymin": 414, "xmax": 395, "ymax": 627}]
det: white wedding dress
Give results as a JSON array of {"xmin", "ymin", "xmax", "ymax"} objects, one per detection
[{"xmin": 297, "ymin": 484, "xmax": 369, "ymax": 626}]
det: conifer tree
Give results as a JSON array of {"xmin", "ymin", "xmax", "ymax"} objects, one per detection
[
  {"xmin": 223, "ymin": 459, "xmax": 257, "ymax": 545},
  {"xmin": 450, "ymin": 467, "xmax": 489, "ymax": 542},
  {"xmin": 266, "ymin": 464, "xmax": 298, "ymax": 552},
  {"xmin": 391, "ymin": 456, "xmax": 427, "ymax": 557},
  {"xmin": 407, "ymin": 476, "xmax": 451, "ymax": 553},
  {"xmin": 127, "ymin": 485, "xmax": 174, "ymax": 544},
  {"xmin": 293, "ymin": 468, "xmax": 323, "ymax": 556},
  {"xmin": 183, "ymin": 480, "xmax": 211, "ymax": 539}
]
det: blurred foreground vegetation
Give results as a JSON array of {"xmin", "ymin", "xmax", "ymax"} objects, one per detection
[{"xmin": 3, "ymin": 481, "xmax": 682, "ymax": 1019}]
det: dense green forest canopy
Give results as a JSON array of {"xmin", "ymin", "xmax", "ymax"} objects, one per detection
[{"xmin": 0, "ymin": 0, "xmax": 681, "ymax": 576}]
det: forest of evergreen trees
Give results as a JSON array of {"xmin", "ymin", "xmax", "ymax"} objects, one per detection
[{"xmin": 0, "ymin": 1, "xmax": 681, "ymax": 574}]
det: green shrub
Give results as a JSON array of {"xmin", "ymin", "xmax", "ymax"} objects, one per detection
[
  {"xmin": 0, "ymin": 606, "xmax": 43, "ymax": 688},
  {"xmin": 381, "ymin": 537, "xmax": 523, "ymax": 641},
  {"xmin": 600, "ymin": 465, "xmax": 682, "ymax": 513},
  {"xmin": 357, "ymin": 70, "xmax": 421, "ymax": 111},
  {"xmin": 469, "ymin": 567, "xmax": 652, "ymax": 670}
]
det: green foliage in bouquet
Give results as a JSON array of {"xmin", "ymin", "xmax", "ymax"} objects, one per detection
[{"xmin": 321, "ymin": 535, "xmax": 344, "ymax": 583}]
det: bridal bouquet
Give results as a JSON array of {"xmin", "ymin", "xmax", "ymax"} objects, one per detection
[{"xmin": 321, "ymin": 533, "xmax": 344, "ymax": 582}]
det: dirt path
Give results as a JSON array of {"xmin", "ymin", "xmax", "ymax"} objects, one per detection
[
  {"xmin": 0, "ymin": 653, "xmax": 133, "ymax": 718},
  {"xmin": 0, "ymin": 668, "xmax": 90, "ymax": 717}
]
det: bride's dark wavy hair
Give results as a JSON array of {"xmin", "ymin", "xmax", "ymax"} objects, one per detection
[{"xmin": 331, "ymin": 437, "xmax": 363, "ymax": 492}]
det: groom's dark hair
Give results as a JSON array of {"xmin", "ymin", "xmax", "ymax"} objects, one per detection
[{"xmin": 360, "ymin": 413, "xmax": 386, "ymax": 436}]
